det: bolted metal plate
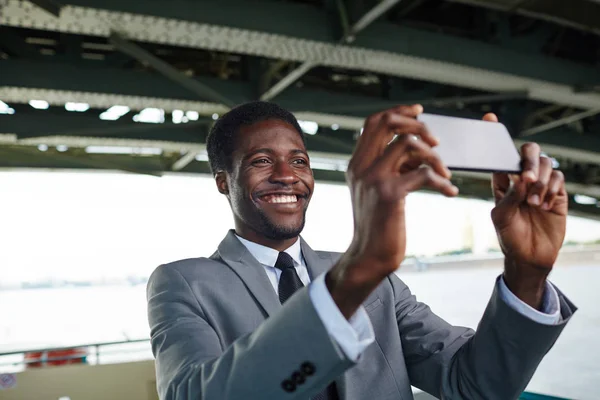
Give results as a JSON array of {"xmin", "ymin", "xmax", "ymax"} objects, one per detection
[{"xmin": 2, "ymin": 0, "xmax": 600, "ymax": 110}]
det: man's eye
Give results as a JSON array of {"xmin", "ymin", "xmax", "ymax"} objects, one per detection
[
  {"xmin": 252, "ymin": 158, "xmax": 270, "ymax": 165},
  {"xmin": 293, "ymin": 159, "xmax": 308, "ymax": 165}
]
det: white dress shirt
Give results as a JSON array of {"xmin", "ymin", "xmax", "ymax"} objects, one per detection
[{"xmin": 235, "ymin": 235, "xmax": 561, "ymax": 362}]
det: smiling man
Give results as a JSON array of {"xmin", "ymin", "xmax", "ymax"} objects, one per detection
[{"xmin": 147, "ymin": 101, "xmax": 576, "ymax": 400}]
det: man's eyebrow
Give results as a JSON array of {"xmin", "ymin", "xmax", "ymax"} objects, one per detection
[
  {"xmin": 242, "ymin": 148, "xmax": 309, "ymax": 161},
  {"xmin": 290, "ymin": 149, "xmax": 309, "ymax": 157},
  {"xmin": 242, "ymin": 148, "xmax": 275, "ymax": 161}
]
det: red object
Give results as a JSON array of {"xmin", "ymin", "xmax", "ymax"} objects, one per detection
[{"xmin": 24, "ymin": 347, "xmax": 88, "ymax": 368}]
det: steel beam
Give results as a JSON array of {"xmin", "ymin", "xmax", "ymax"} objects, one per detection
[
  {"xmin": 521, "ymin": 108, "xmax": 600, "ymax": 136},
  {"xmin": 346, "ymin": 0, "xmax": 402, "ymax": 42},
  {"xmin": 172, "ymin": 150, "xmax": 201, "ymax": 171},
  {"xmin": 447, "ymin": 0, "xmax": 600, "ymax": 36},
  {"xmin": 3, "ymin": 0, "xmax": 599, "ymax": 90},
  {"xmin": 29, "ymin": 0, "xmax": 63, "ymax": 17},
  {"xmin": 260, "ymin": 62, "xmax": 317, "ymax": 101},
  {"xmin": 109, "ymin": 32, "xmax": 236, "ymax": 108},
  {"xmin": 260, "ymin": 0, "xmax": 401, "ymax": 101},
  {"xmin": 315, "ymin": 91, "xmax": 529, "ymax": 114},
  {"xmin": 0, "ymin": 60, "xmax": 598, "ymax": 161},
  {"xmin": 0, "ymin": 27, "xmax": 42, "ymax": 59}
]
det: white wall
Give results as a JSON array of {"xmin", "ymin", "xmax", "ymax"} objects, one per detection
[{"xmin": 1, "ymin": 360, "xmax": 158, "ymax": 400}]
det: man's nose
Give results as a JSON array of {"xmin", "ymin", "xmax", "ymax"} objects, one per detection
[{"xmin": 269, "ymin": 160, "xmax": 299, "ymax": 185}]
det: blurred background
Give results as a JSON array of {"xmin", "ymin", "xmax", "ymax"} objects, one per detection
[{"xmin": 1, "ymin": 0, "xmax": 600, "ymax": 399}]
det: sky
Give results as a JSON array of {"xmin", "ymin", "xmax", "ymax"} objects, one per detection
[{"xmin": 1, "ymin": 170, "xmax": 600, "ymax": 283}]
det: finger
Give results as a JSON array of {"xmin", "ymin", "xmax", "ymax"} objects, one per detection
[
  {"xmin": 376, "ymin": 134, "xmax": 450, "ymax": 179},
  {"xmin": 483, "ymin": 113, "xmax": 498, "ymax": 122},
  {"xmin": 527, "ymin": 156, "xmax": 553, "ymax": 206},
  {"xmin": 374, "ymin": 108, "xmax": 436, "ymax": 147},
  {"xmin": 542, "ymin": 170, "xmax": 565, "ymax": 210},
  {"xmin": 491, "ymin": 172, "xmax": 510, "ymax": 204},
  {"xmin": 520, "ymin": 142, "xmax": 541, "ymax": 183},
  {"xmin": 358, "ymin": 104, "xmax": 425, "ymax": 150},
  {"xmin": 352, "ymin": 105, "xmax": 425, "ymax": 172},
  {"xmin": 396, "ymin": 166, "xmax": 458, "ymax": 197}
]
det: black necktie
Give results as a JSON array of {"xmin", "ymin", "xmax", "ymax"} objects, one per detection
[
  {"xmin": 275, "ymin": 252, "xmax": 304, "ymax": 304},
  {"xmin": 274, "ymin": 252, "xmax": 339, "ymax": 400}
]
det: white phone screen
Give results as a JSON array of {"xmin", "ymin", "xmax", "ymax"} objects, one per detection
[{"xmin": 417, "ymin": 113, "xmax": 522, "ymax": 173}]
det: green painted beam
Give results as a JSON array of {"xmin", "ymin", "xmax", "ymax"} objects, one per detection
[
  {"xmin": 62, "ymin": 0, "xmax": 336, "ymax": 42},
  {"xmin": 0, "ymin": 113, "xmax": 211, "ymax": 143},
  {"xmin": 0, "ymin": 27, "xmax": 42, "ymax": 59},
  {"xmin": 52, "ymin": 0, "xmax": 600, "ymax": 87},
  {"xmin": 0, "ymin": 60, "xmax": 253, "ymax": 104},
  {"xmin": 0, "ymin": 59, "xmax": 521, "ymax": 122},
  {"xmin": 1, "ymin": 59, "xmax": 599, "ymax": 163}
]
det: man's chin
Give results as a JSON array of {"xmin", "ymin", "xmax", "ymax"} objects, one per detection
[
  {"xmin": 254, "ymin": 207, "xmax": 307, "ymax": 241},
  {"xmin": 258, "ymin": 217, "xmax": 305, "ymax": 240},
  {"xmin": 261, "ymin": 225, "xmax": 303, "ymax": 241}
]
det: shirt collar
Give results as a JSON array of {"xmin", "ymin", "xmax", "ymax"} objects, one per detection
[{"xmin": 235, "ymin": 234, "xmax": 303, "ymax": 268}]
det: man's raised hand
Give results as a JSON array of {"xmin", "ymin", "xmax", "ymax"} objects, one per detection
[{"xmin": 327, "ymin": 104, "xmax": 457, "ymax": 319}]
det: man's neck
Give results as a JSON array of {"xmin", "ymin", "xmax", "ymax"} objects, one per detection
[{"xmin": 234, "ymin": 229, "xmax": 299, "ymax": 252}]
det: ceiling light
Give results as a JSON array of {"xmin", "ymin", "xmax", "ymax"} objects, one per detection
[
  {"xmin": 331, "ymin": 124, "xmax": 339, "ymax": 131},
  {"xmin": 212, "ymin": 113, "xmax": 219, "ymax": 120},
  {"xmin": 172, "ymin": 110, "xmax": 184, "ymax": 124},
  {"xmin": 65, "ymin": 102, "xmax": 90, "ymax": 112},
  {"xmin": 56, "ymin": 145, "xmax": 68, "ymax": 152},
  {"xmin": 195, "ymin": 152, "xmax": 209, "ymax": 162},
  {"xmin": 186, "ymin": 111, "xmax": 199, "ymax": 121},
  {"xmin": 573, "ymin": 194, "xmax": 597, "ymax": 205},
  {"xmin": 85, "ymin": 146, "xmax": 162, "ymax": 155},
  {"xmin": 132, "ymin": 108, "xmax": 164, "ymax": 124},
  {"xmin": 99, "ymin": 105, "xmax": 130, "ymax": 121},
  {"xmin": 0, "ymin": 100, "xmax": 15, "ymax": 115},
  {"xmin": 298, "ymin": 120, "xmax": 318, "ymax": 135},
  {"xmin": 310, "ymin": 156, "xmax": 348, "ymax": 171},
  {"xmin": 37, "ymin": 144, "xmax": 48, "ymax": 152},
  {"xmin": 29, "ymin": 100, "xmax": 49, "ymax": 109}
]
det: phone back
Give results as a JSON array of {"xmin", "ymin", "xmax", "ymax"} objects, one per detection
[{"xmin": 418, "ymin": 113, "xmax": 521, "ymax": 173}]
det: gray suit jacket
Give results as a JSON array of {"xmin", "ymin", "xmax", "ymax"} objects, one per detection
[{"xmin": 147, "ymin": 230, "xmax": 576, "ymax": 400}]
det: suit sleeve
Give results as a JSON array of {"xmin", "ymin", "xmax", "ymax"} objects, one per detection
[
  {"xmin": 147, "ymin": 264, "xmax": 353, "ymax": 400},
  {"xmin": 391, "ymin": 274, "xmax": 576, "ymax": 400}
]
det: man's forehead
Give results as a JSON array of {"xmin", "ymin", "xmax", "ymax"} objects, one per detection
[{"xmin": 237, "ymin": 120, "xmax": 305, "ymax": 148}]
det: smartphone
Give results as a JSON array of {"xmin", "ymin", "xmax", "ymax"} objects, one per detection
[{"xmin": 417, "ymin": 113, "xmax": 522, "ymax": 173}]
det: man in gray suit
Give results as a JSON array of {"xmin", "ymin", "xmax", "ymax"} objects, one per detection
[{"xmin": 147, "ymin": 102, "xmax": 575, "ymax": 400}]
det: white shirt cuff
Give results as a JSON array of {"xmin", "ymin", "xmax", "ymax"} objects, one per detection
[
  {"xmin": 498, "ymin": 275, "xmax": 561, "ymax": 325},
  {"xmin": 308, "ymin": 272, "xmax": 375, "ymax": 362}
]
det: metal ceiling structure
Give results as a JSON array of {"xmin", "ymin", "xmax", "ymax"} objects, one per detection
[{"xmin": 1, "ymin": 0, "xmax": 600, "ymax": 218}]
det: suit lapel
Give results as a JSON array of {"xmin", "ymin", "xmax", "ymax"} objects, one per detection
[
  {"xmin": 216, "ymin": 230, "xmax": 281, "ymax": 317},
  {"xmin": 300, "ymin": 237, "xmax": 333, "ymax": 280}
]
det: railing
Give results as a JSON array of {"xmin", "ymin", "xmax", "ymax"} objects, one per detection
[
  {"xmin": 0, "ymin": 338, "xmax": 152, "ymax": 372},
  {"xmin": 0, "ymin": 340, "xmax": 573, "ymax": 399}
]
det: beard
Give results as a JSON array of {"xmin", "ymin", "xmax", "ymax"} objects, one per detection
[{"xmin": 255, "ymin": 207, "xmax": 307, "ymax": 240}]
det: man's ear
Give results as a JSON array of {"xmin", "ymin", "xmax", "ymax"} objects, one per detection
[{"xmin": 215, "ymin": 171, "xmax": 229, "ymax": 195}]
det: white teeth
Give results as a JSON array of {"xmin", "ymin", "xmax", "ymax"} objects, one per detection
[{"xmin": 267, "ymin": 195, "xmax": 298, "ymax": 204}]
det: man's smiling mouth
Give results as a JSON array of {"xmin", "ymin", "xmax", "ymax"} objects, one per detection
[{"xmin": 261, "ymin": 194, "xmax": 298, "ymax": 204}]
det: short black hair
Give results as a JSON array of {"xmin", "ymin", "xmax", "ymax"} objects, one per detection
[{"xmin": 206, "ymin": 101, "xmax": 305, "ymax": 173}]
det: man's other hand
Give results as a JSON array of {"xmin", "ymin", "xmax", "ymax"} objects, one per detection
[{"xmin": 484, "ymin": 113, "xmax": 568, "ymax": 309}]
